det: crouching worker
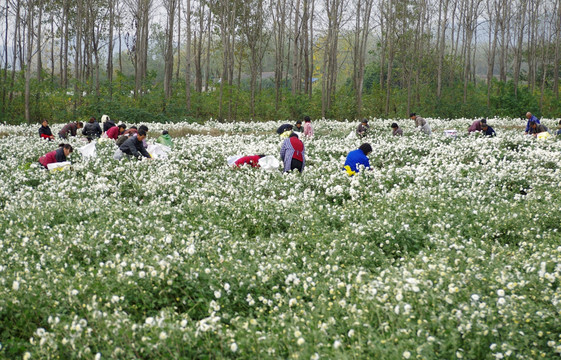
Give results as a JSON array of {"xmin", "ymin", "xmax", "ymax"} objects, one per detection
[
  {"xmin": 157, "ymin": 130, "xmax": 174, "ymax": 148},
  {"xmin": 235, "ymin": 155, "xmax": 265, "ymax": 168},
  {"xmin": 114, "ymin": 129, "xmax": 151, "ymax": 160},
  {"xmin": 343, "ymin": 143, "xmax": 372, "ymax": 176},
  {"xmin": 39, "ymin": 144, "xmax": 73, "ymax": 169},
  {"xmin": 280, "ymin": 132, "xmax": 305, "ymax": 173}
]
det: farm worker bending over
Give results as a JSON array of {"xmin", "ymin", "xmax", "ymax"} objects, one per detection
[
  {"xmin": 58, "ymin": 121, "xmax": 83, "ymax": 139},
  {"xmin": 157, "ymin": 130, "xmax": 174, "ymax": 148},
  {"xmin": 410, "ymin": 113, "xmax": 431, "ymax": 135},
  {"xmin": 82, "ymin": 117, "xmax": 102, "ymax": 139},
  {"xmin": 280, "ymin": 132, "xmax": 305, "ymax": 173},
  {"xmin": 528, "ymin": 120, "xmax": 549, "ymax": 137},
  {"xmin": 304, "ymin": 116, "xmax": 314, "ymax": 137},
  {"xmin": 468, "ymin": 119, "xmax": 486, "ymax": 133},
  {"xmin": 106, "ymin": 124, "xmax": 126, "ymax": 140},
  {"xmin": 132, "ymin": 125, "xmax": 149, "ymax": 148},
  {"xmin": 39, "ymin": 144, "xmax": 73, "ymax": 169},
  {"xmin": 343, "ymin": 143, "xmax": 372, "ymax": 176},
  {"xmin": 277, "ymin": 124, "xmax": 294, "ymax": 138},
  {"xmin": 114, "ymin": 129, "xmax": 151, "ymax": 160},
  {"xmin": 524, "ymin": 112, "xmax": 540, "ymax": 135},
  {"xmin": 481, "ymin": 122, "xmax": 496, "ymax": 137},
  {"xmin": 235, "ymin": 155, "xmax": 265, "ymax": 168},
  {"xmin": 101, "ymin": 115, "xmax": 115, "ymax": 133},
  {"xmin": 556, "ymin": 120, "xmax": 561, "ymax": 136},
  {"xmin": 116, "ymin": 126, "xmax": 137, "ymax": 146},
  {"xmin": 38, "ymin": 119, "xmax": 55, "ymax": 140},
  {"xmin": 391, "ymin": 123, "xmax": 403, "ymax": 136},
  {"xmin": 356, "ymin": 119, "xmax": 369, "ymax": 137}
]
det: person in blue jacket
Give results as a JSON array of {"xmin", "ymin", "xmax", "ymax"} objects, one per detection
[
  {"xmin": 524, "ymin": 112, "xmax": 540, "ymax": 134},
  {"xmin": 343, "ymin": 143, "xmax": 372, "ymax": 175}
]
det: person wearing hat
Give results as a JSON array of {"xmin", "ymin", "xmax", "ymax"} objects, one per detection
[
  {"xmin": 528, "ymin": 120, "xmax": 549, "ymax": 137},
  {"xmin": 391, "ymin": 123, "xmax": 403, "ymax": 136},
  {"xmin": 468, "ymin": 119, "xmax": 486, "ymax": 133},
  {"xmin": 343, "ymin": 143, "xmax": 372, "ymax": 176},
  {"xmin": 356, "ymin": 119, "xmax": 369, "ymax": 137},
  {"xmin": 157, "ymin": 130, "xmax": 174, "ymax": 148},
  {"xmin": 294, "ymin": 120, "xmax": 304, "ymax": 133},
  {"xmin": 524, "ymin": 112, "xmax": 540, "ymax": 135},
  {"xmin": 481, "ymin": 121, "xmax": 496, "ymax": 137},
  {"xmin": 410, "ymin": 113, "xmax": 431, "ymax": 135}
]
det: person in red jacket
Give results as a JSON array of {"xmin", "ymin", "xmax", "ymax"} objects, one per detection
[
  {"xmin": 106, "ymin": 124, "xmax": 126, "ymax": 140},
  {"xmin": 38, "ymin": 144, "xmax": 73, "ymax": 169},
  {"xmin": 38, "ymin": 119, "xmax": 55, "ymax": 140},
  {"xmin": 234, "ymin": 155, "xmax": 265, "ymax": 168},
  {"xmin": 280, "ymin": 132, "xmax": 305, "ymax": 172}
]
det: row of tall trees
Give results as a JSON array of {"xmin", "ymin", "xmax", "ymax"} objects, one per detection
[{"xmin": 1, "ymin": 0, "xmax": 561, "ymax": 123}]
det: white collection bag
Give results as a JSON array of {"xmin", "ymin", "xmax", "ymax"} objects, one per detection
[
  {"xmin": 258, "ymin": 155, "xmax": 280, "ymax": 171},
  {"xmin": 78, "ymin": 141, "xmax": 97, "ymax": 159},
  {"xmin": 227, "ymin": 155, "xmax": 243, "ymax": 166},
  {"xmin": 47, "ymin": 161, "xmax": 71, "ymax": 172},
  {"xmin": 146, "ymin": 144, "xmax": 171, "ymax": 159}
]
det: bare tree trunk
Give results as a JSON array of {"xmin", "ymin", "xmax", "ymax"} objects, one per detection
[
  {"xmin": 309, "ymin": 0, "xmax": 314, "ymax": 100},
  {"xmin": 74, "ymin": 0, "xmax": 82, "ymax": 112},
  {"xmin": 486, "ymin": 0, "xmax": 499, "ymax": 107},
  {"xmin": 36, "ymin": 0, "xmax": 42, "ymax": 82},
  {"xmin": 25, "ymin": 0, "xmax": 34, "ymax": 124},
  {"xmin": 163, "ymin": 0, "xmax": 177, "ymax": 101},
  {"xmin": 353, "ymin": 0, "xmax": 373, "ymax": 118},
  {"xmin": 204, "ymin": 9, "xmax": 211, "ymax": 91},
  {"xmin": 108, "ymin": 0, "xmax": 114, "ymax": 99},
  {"xmin": 176, "ymin": 0, "xmax": 181, "ymax": 82},
  {"xmin": 2, "ymin": 0, "xmax": 9, "ymax": 109},
  {"xmin": 554, "ymin": 0, "xmax": 561, "ymax": 99},
  {"xmin": 185, "ymin": 0, "xmax": 191, "ymax": 109},
  {"xmin": 50, "ymin": 13, "xmax": 54, "ymax": 83},
  {"xmin": 9, "ymin": 0, "xmax": 21, "ymax": 107},
  {"xmin": 513, "ymin": 0, "xmax": 528, "ymax": 97},
  {"xmin": 292, "ymin": 0, "xmax": 301, "ymax": 95}
]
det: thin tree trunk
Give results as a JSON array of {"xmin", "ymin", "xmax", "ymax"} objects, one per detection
[{"xmin": 185, "ymin": 0, "xmax": 191, "ymax": 109}]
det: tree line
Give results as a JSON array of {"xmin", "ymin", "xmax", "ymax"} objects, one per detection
[{"xmin": 1, "ymin": 0, "xmax": 560, "ymax": 124}]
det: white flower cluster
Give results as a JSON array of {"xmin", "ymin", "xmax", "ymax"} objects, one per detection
[{"xmin": 1, "ymin": 117, "xmax": 561, "ymax": 358}]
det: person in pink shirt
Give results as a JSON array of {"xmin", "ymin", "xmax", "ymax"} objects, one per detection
[
  {"xmin": 303, "ymin": 116, "xmax": 313, "ymax": 137},
  {"xmin": 106, "ymin": 124, "xmax": 126, "ymax": 140}
]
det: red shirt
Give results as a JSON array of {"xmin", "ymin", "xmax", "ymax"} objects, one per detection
[
  {"xmin": 235, "ymin": 155, "xmax": 261, "ymax": 167},
  {"xmin": 106, "ymin": 126, "xmax": 121, "ymax": 140}
]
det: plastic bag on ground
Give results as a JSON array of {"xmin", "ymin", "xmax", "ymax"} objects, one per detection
[
  {"xmin": 258, "ymin": 155, "xmax": 280, "ymax": 171},
  {"xmin": 346, "ymin": 130, "xmax": 356, "ymax": 140},
  {"xmin": 537, "ymin": 132, "xmax": 551, "ymax": 140},
  {"xmin": 146, "ymin": 143, "xmax": 171, "ymax": 159},
  {"xmin": 78, "ymin": 141, "xmax": 96, "ymax": 159},
  {"xmin": 444, "ymin": 130, "xmax": 457, "ymax": 138},
  {"xmin": 47, "ymin": 161, "xmax": 71, "ymax": 172},
  {"xmin": 227, "ymin": 155, "xmax": 243, "ymax": 166}
]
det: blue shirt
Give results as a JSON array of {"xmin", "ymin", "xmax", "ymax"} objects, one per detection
[
  {"xmin": 344, "ymin": 149, "xmax": 370, "ymax": 173},
  {"xmin": 525, "ymin": 115, "xmax": 540, "ymax": 133}
]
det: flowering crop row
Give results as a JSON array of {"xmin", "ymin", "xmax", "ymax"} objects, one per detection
[{"xmin": 1, "ymin": 117, "xmax": 560, "ymax": 359}]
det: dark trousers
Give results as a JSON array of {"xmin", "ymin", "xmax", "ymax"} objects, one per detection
[{"xmin": 289, "ymin": 158, "xmax": 303, "ymax": 173}]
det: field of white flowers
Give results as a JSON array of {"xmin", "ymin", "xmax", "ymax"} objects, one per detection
[{"xmin": 1, "ymin": 117, "xmax": 561, "ymax": 359}]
